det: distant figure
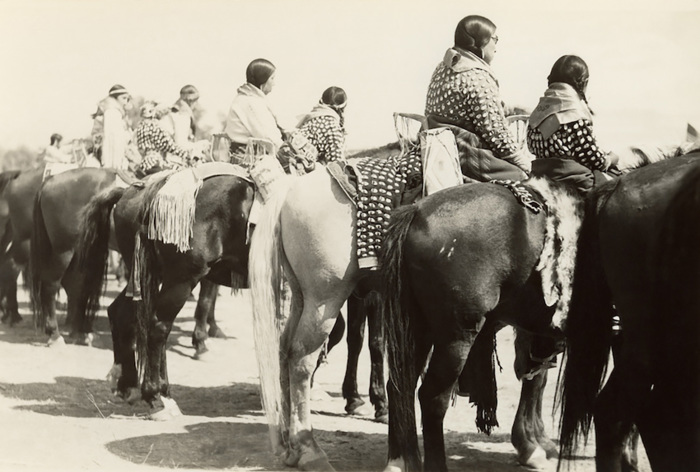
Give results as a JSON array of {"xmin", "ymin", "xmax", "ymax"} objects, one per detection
[
  {"xmin": 43, "ymin": 133, "xmax": 72, "ymax": 164},
  {"xmin": 160, "ymin": 84, "xmax": 200, "ymax": 147},
  {"xmin": 296, "ymin": 86, "xmax": 348, "ymax": 164},
  {"xmin": 135, "ymin": 100, "xmax": 192, "ymax": 176},
  {"xmin": 91, "ymin": 84, "xmax": 133, "ymax": 170},
  {"xmin": 224, "ymin": 58, "xmax": 291, "ymax": 154}
]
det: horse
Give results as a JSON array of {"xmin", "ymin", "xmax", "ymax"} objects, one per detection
[
  {"xmin": 558, "ymin": 152, "xmax": 700, "ymax": 472},
  {"xmin": 27, "ymin": 167, "xmax": 123, "ymax": 345},
  {"xmin": 0, "ymin": 169, "xmax": 23, "ymax": 325},
  {"xmin": 248, "ymin": 163, "xmax": 565, "ymax": 471},
  {"xmin": 74, "ymin": 170, "xmax": 254, "ymax": 409}
]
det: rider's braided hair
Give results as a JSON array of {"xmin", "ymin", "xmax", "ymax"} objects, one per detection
[{"xmin": 548, "ymin": 55, "xmax": 590, "ymax": 103}]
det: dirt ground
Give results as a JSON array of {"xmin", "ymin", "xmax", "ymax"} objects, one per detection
[{"xmin": 0, "ymin": 277, "xmax": 650, "ymax": 472}]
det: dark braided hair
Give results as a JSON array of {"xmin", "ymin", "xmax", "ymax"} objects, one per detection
[
  {"xmin": 548, "ymin": 55, "xmax": 590, "ymax": 103},
  {"xmin": 321, "ymin": 86, "xmax": 347, "ymax": 129}
]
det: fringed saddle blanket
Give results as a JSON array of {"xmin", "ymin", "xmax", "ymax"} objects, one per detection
[
  {"xmin": 145, "ymin": 162, "xmax": 252, "ymax": 253},
  {"xmin": 327, "ymin": 147, "xmax": 423, "ymax": 270}
]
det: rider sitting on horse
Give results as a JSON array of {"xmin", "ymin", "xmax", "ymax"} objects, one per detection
[
  {"xmin": 527, "ymin": 55, "xmax": 621, "ymax": 195},
  {"xmin": 425, "ymin": 15, "xmax": 531, "ymax": 182},
  {"xmin": 224, "ymin": 58, "xmax": 292, "ymax": 156},
  {"xmin": 135, "ymin": 101, "xmax": 193, "ymax": 176}
]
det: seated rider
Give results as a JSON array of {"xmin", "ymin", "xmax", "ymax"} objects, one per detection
[
  {"xmin": 425, "ymin": 15, "xmax": 530, "ymax": 182},
  {"xmin": 278, "ymin": 86, "xmax": 348, "ymax": 174},
  {"xmin": 43, "ymin": 133, "xmax": 72, "ymax": 164},
  {"xmin": 527, "ymin": 55, "xmax": 620, "ymax": 195},
  {"xmin": 296, "ymin": 86, "xmax": 348, "ymax": 165},
  {"xmin": 135, "ymin": 101, "xmax": 193, "ymax": 176}
]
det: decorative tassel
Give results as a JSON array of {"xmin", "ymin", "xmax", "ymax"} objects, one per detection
[{"xmin": 146, "ymin": 168, "xmax": 203, "ymax": 252}]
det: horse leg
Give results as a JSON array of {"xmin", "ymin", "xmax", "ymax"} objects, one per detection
[
  {"xmin": 342, "ymin": 295, "xmax": 367, "ymax": 416},
  {"xmin": 62, "ymin": 257, "xmax": 94, "ymax": 346},
  {"xmin": 285, "ymin": 296, "xmax": 347, "ymax": 471},
  {"xmin": 511, "ymin": 329, "xmax": 557, "ymax": 468},
  {"xmin": 365, "ymin": 293, "xmax": 388, "ymax": 423},
  {"xmin": 191, "ymin": 279, "xmax": 219, "ymax": 359},
  {"xmin": 107, "ymin": 289, "xmax": 139, "ymax": 402},
  {"xmin": 143, "ymin": 279, "xmax": 193, "ymax": 420},
  {"xmin": 38, "ymin": 279, "xmax": 64, "ymax": 346},
  {"xmin": 0, "ymin": 259, "xmax": 21, "ymax": 325},
  {"xmin": 594, "ymin": 368, "xmax": 639, "ymax": 472},
  {"xmin": 419, "ymin": 337, "xmax": 473, "ymax": 472}
]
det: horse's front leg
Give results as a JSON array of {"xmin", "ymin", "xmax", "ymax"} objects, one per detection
[
  {"xmin": 511, "ymin": 330, "xmax": 557, "ymax": 468},
  {"xmin": 365, "ymin": 293, "xmax": 388, "ymax": 423},
  {"xmin": 342, "ymin": 295, "xmax": 367, "ymax": 416},
  {"xmin": 191, "ymin": 279, "xmax": 220, "ymax": 359}
]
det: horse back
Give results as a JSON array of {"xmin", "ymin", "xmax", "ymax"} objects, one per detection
[{"xmin": 402, "ymin": 183, "xmax": 546, "ymax": 321}]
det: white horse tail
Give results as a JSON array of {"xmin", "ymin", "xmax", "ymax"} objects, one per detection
[{"xmin": 249, "ymin": 178, "xmax": 292, "ymax": 454}]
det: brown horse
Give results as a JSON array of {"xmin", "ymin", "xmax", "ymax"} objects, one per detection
[
  {"xmin": 28, "ymin": 167, "xmax": 121, "ymax": 345},
  {"xmin": 74, "ymin": 171, "xmax": 254, "ymax": 410},
  {"xmin": 248, "ymin": 163, "xmax": 565, "ymax": 470},
  {"xmin": 558, "ymin": 152, "xmax": 700, "ymax": 472},
  {"xmin": 378, "ymin": 177, "xmax": 573, "ymax": 472},
  {"xmin": 0, "ymin": 169, "xmax": 23, "ymax": 325}
]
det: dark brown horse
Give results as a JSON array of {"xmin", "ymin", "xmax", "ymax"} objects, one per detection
[
  {"xmin": 378, "ymin": 178, "xmax": 574, "ymax": 472},
  {"xmin": 75, "ymin": 170, "xmax": 254, "ymax": 411},
  {"xmin": 28, "ymin": 167, "xmax": 121, "ymax": 345},
  {"xmin": 0, "ymin": 169, "xmax": 23, "ymax": 325},
  {"xmin": 559, "ymin": 152, "xmax": 700, "ymax": 472}
]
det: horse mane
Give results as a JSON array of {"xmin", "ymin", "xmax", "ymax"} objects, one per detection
[{"xmin": 347, "ymin": 141, "xmax": 401, "ymax": 159}]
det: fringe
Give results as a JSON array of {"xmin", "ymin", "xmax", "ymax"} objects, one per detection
[{"xmin": 146, "ymin": 168, "xmax": 203, "ymax": 252}]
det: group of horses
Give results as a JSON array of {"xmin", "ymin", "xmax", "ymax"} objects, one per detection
[{"xmin": 1, "ymin": 128, "xmax": 698, "ymax": 472}]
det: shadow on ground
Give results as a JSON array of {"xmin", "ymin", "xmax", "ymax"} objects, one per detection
[{"xmin": 0, "ymin": 376, "xmax": 263, "ymax": 419}]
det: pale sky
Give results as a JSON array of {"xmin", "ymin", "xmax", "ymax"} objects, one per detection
[{"xmin": 1, "ymin": 0, "xmax": 699, "ymax": 153}]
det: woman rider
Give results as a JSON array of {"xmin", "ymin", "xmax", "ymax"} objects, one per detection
[
  {"xmin": 224, "ymin": 58, "xmax": 291, "ymax": 156},
  {"xmin": 425, "ymin": 15, "xmax": 531, "ymax": 182},
  {"xmin": 527, "ymin": 55, "xmax": 619, "ymax": 195}
]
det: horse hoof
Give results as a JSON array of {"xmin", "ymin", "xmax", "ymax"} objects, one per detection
[
  {"xmin": 298, "ymin": 452, "xmax": 335, "ymax": 471},
  {"xmin": 76, "ymin": 333, "xmax": 94, "ymax": 347},
  {"xmin": 149, "ymin": 397, "xmax": 182, "ymax": 421},
  {"xmin": 193, "ymin": 348, "xmax": 210, "ymax": 361},
  {"xmin": 208, "ymin": 327, "xmax": 226, "ymax": 339},
  {"xmin": 383, "ymin": 458, "xmax": 406, "ymax": 472},
  {"xmin": 344, "ymin": 397, "xmax": 365, "ymax": 415},
  {"xmin": 519, "ymin": 446, "xmax": 551, "ymax": 470},
  {"xmin": 347, "ymin": 403, "xmax": 373, "ymax": 417},
  {"xmin": 47, "ymin": 334, "xmax": 65, "ymax": 347},
  {"xmin": 374, "ymin": 412, "xmax": 389, "ymax": 424},
  {"xmin": 124, "ymin": 388, "xmax": 141, "ymax": 405}
]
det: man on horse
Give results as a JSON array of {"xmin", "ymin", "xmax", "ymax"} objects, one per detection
[{"xmin": 90, "ymin": 84, "xmax": 134, "ymax": 170}]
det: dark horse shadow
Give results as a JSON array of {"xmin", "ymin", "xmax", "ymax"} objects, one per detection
[
  {"xmin": 0, "ymin": 377, "xmax": 264, "ymax": 419},
  {"xmin": 106, "ymin": 421, "xmax": 539, "ymax": 471}
]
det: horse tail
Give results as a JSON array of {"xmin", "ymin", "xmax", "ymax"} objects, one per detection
[
  {"xmin": 557, "ymin": 187, "xmax": 617, "ymax": 463},
  {"xmin": 248, "ymin": 179, "xmax": 292, "ymax": 453},
  {"xmin": 380, "ymin": 203, "xmax": 422, "ymax": 471},
  {"xmin": 29, "ymin": 189, "xmax": 51, "ymax": 328},
  {"xmin": 133, "ymin": 180, "xmax": 169, "ymax": 379},
  {"xmin": 74, "ymin": 186, "xmax": 125, "ymax": 333}
]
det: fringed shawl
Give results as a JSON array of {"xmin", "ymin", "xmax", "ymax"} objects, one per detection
[{"xmin": 529, "ymin": 83, "xmax": 593, "ymax": 140}]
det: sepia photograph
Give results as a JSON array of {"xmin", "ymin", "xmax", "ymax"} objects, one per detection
[{"xmin": 0, "ymin": 0, "xmax": 698, "ymax": 471}]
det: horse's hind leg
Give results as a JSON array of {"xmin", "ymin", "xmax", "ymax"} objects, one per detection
[
  {"xmin": 142, "ymin": 278, "xmax": 194, "ymax": 417},
  {"xmin": 62, "ymin": 257, "xmax": 93, "ymax": 346},
  {"xmin": 420, "ymin": 336, "xmax": 474, "ymax": 472},
  {"xmin": 191, "ymin": 279, "xmax": 219, "ymax": 359},
  {"xmin": 0, "ymin": 259, "xmax": 21, "ymax": 325}
]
